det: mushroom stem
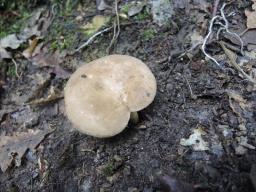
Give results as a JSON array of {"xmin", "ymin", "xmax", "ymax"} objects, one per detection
[{"xmin": 130, "ymin": 112, "xmax": 139, "ymax": 124}]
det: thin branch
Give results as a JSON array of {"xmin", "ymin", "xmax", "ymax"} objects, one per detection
[
  {"xmin": 11, "ymin": 58, "xmax": 21, "ymax": 78},
  {"xmin": 107, "ymin": 0, "xmax": 120, "ymax": 53},
  {"xmin": 220, "ymin": 41, "xmax": 256, "ymax": 84},
  {"xmin": 220, "ymin": 3, "xmax": 244, "ymax": 55},
  {"xmin": 201, "ymin": 3, "xmax": 244, "ymax": 67},
  {"xmin": 201, "ymin": 15, "xmax": 222, "ymax": 66},
  {"xmin": 74, "ymin": 27, "xmax": 112, "ymax": 53}
]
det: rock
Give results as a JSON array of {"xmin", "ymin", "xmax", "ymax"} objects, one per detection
[
  {"xmin": 150, "ymin": 0, "xmax": 174, "ymax": 26},
  {"xmin": 80, "ymin": 178, "xmax": 92, "ymax": 192}
]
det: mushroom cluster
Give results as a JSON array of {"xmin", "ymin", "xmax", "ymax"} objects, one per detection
[{"xmin": 64, "ymin": 55, "xmax": 157, "ymax": 138}]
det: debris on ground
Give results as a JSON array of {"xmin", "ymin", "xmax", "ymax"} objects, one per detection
[
  {"xmin": 245, "ymin": 0, "xmax": 256, "ymax": 29},
  {"xmin": 150, "ymin": 0, "xmax": 173, "ymax": 26},
  {"xmin": 158, "ymin": 175, "xmax": 194, "ymax": 192},
  {"xmin": 125, "ymin": 1, "xmax": 147, "ymax": 17},
  {"xmin": 96, "ymin": 0, "xmax": 111, "ymax": 11},
  {"xmin": 81, "ymin": 15, "xmax": 110, "ymax": 36},
  {"xmin": 0, "ymin": 0, "xmax": 256, "ymax": 191},
  {"xmin": 180, "ymin": 127, "xmax": 209, "ymax": 151},
  {"xmin": 0, "ymin": 129, "xmax": 53, "ymax": 172}
]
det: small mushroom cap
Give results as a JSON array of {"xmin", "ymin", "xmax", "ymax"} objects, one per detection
[
  {"xmin": 65, "ymin": 54, "xmax": 156, "ymax": 138},
  {"xmin": 65, "ymin": 77, "xmax": 130, "ymax": 137}
]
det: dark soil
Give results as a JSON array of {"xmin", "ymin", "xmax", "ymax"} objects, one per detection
[{"xmin": 0, "ymin": 0, "xmax": 256, "ymax": 192}]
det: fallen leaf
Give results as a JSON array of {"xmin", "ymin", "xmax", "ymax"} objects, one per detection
[
  {"xmin": 81, "ymin": 15, "xmax": 110, "ymax": 36},
  {"xmin": 18, "ymin": 8, "xmax": 54, "ymax": 41},
  {"xmin": 227, "ymin": 91, "xmax": 249, "ymax": 112},
  {"xmin": 0, "ymin": 34, "xmax": 24, "ymax": 49},
  {"xmin": 22, "ymin": 38, "xmax": 39, "ymax": 59},
  {"xmin": 0, "ymin": 129, "xmax": 53, "ymax": 172},
  {"xmin": 26, "ymin": 42, "xmax": 70, "ymax": 79},
  {"xmin": 51, "ymin": 64, "xmax": 71, "ymax": 79},
  {"xmin": 190, "ymin": 29, "xmax": 204, "ymax": 48},
  {"xmin": 0, "ymin": 7, "xmax": 54, "ymax": 62},
  {"xmin": 245, "ymin": 0, "xmax": 256, "ymax": 29},
  {"xmin": 180, "ymin": 127, "xmax": 209, "ymax": 151}
]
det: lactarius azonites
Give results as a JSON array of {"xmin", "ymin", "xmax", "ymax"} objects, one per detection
[{"xmin": 65, "ymin": 55, "xmax": 156, "ymax": 138}]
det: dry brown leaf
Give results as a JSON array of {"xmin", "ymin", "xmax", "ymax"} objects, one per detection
[
  {"xmin": 245, "ymin": 1, "xmax": 256, "ymax": 29},
  {"xmin": 18, "ymin": 8, "xmax": 54, "ymax": 41},
  {"xmin": 29, "ymin": 44, "xmax": 65, "ymax": 67},
  {"xmin": 22, "ymin": 38, "xmax": 39, "ymax": 59},
  {"xmin": 0, "ymin": 129, "xmax": 53, "ymax": 172},
  {"xmin": 27, "ymin": 43, "xmax": 70, "ymax": 79},
  {"xmin": 227, "ymin": 91, "xmax": 250, "ymax": 117},
  {"xmin": 190, "ymin": 29, "xmax": 204, "ymax": 47}
]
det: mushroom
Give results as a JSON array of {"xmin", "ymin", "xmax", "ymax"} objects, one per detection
[{"xmin": 64, "ymin": 54, "xmax": 156, "ymax": 138}]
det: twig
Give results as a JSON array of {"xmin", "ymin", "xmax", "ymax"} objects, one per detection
[
  {"xmin": 74, "ymin": 27, "xmax": 112, "ymax": 53},
  {"xmin": 220, "ymin": 41, "xmax": 256, "ymax": 84},
  {"xmin": 201, "ymin": 15, "xmax": 222, "ymax": 66},
  {"xmin": 11, "ymin": 58, "xmax": 21, "ymax": 78},
  {"xmin": 239, "ymin": 28, "xmax": 249, "ymax": 37},
  {"xmin": 201, "ymin": 3, "xmax": 244, "ymax": 67},
  {"xmin": 183, "ymin": 75, "xmax": 197, "ymax": 99},
  {"xmin": 220, "ymin": 4, "xmax": 244, "ymax": 55},
  {"xmin": 107, "ymin": 0, "xmax": 120, "ymax": 53}
]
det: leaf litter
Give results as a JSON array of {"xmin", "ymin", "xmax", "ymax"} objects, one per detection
[
  {"xmin": 0, "ymin": 7, "xmax": 55, "ymax": 61},
  {"xmin": 0, "ymin": 0, "xmax": 255, "ymax": 192},
  {"xmin": 245, "ymin": 0, "xmax": 256, "ymax": 29},
  {"xmin": 0, "ymin": 129, "xmax": 53, "ymax": 172}
]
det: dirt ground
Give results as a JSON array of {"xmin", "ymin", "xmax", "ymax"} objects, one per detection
[{"xmin": 0, "ymin": 0, "xmax": 256, "ymax": 191}]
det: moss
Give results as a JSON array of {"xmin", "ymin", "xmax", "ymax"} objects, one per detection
[
  {"xmin": 121, "ymin": 4, "xmax": 130, "ymax": 14},
  {"xmin": 135, "ymin": 10, "xmax": 150, "ymax": 21},
  {"xmin": 0, "ymin": 4, "xmax": 31, "ymax": 37},
  {"xmin": 7, "ymin": 65, "xmax": 16, "ymax": 77},
  {"xmin": 102, "ymin": 161, "xmax": 115, "ymax": 176},
  {"xmin": 142, "ymin": 28, "xmax": 155, "ymax": 40}
]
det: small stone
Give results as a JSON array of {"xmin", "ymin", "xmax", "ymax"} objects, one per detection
[
  {"xmin": 75, "ymin": 15, "xmax": 83, "ymax": 21},
  {"xmin": 150, "ymin": 0, "xmax": 174, "ymax": 26},
  {"xmin": 235, "ymin": 145, "xmax": 247, "ymax": 155},
  {"xmin": 113, "ymin": 155, "xmax": 122, "ymax": 162},
  {"xmin": 138, "ymin": 125, "xmax": 147, "ymax": 129}
]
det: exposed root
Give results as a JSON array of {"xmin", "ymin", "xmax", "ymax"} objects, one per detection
[
  {"xmin": 202, "ymin": 15, "xmax": 222, "ymax": 66},
  {"xmin": 74, "ymin": 27, "xmax": 112, "ymax": 53},
  {"xmin": 201, "ymin": 3, "xmax": 244, "ymax": 67},
  {"xmin": 220, "ymin": 41, "xmax": 256, "ymax": 84},
  {"xmin": 11, "ymin": 58, "xmax": 21, "ymax": 79}
]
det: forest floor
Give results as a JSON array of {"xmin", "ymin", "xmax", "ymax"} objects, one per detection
[{"xmin": 0, "ymin": 0, "xmax": 256, "ymax": 191}]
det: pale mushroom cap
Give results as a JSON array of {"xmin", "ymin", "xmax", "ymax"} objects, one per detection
[
  {"xmin": 65, "ymin": 76, "xmax": 130, "ymax": 137},
  {"xmin": 64, "ymin": 54, "xmax": 156, "ymax": 137}
]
